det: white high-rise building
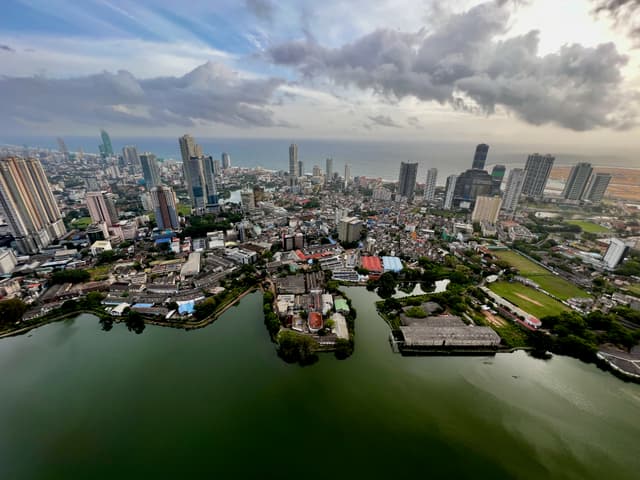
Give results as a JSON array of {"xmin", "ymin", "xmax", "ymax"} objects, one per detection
[
  {"xmin": 471, "ymin": 196, "xmax": 502, "ymax": 223},
  {"xmin": 423, "ymin": 168, "xmax": 437, "ymax": 202},
  {"xmin": 583, "ymin": 173, "xmax": 612, "ymax": 203},
  {"xmin": 344, "ymin": 164, "xmax": 351, "ymax": 187},
  {"xmin": 325, "ymin": 157, "xmax": 333, "ymax": 182},
  {"xmin": 501, "ymin": 168, "xmax": 525, "ymax": 213},
  {"xmin": 0, "ymin": 156, "xmax": 66, "ymax": 253},
  {"xmin": 443, "ymin": 175, "xmax": 458, "ymax": 210},
  {"xmin": 222, "ymin": 152, "xmax": 231, "ymax": 170},
  {"xmin": 603, "ymin": 238, "xmax": 629, "ymax": 270},
  {"xmin": 289, "ymin": 144, "xmax": 299, "ymax": 177}
]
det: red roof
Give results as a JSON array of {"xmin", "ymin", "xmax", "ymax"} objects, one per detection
[
  {"xmin": 309, "ymin": 312, "xmax": 323, "ymax": 329},
  {"xmin": 361, "ymin": 256, "xmax": 382, "ymax": 272}
]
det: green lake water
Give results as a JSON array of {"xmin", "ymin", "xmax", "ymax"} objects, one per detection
[{"xmin": 1, "ymin": 287, "xmax": 639, "ymax": 479}]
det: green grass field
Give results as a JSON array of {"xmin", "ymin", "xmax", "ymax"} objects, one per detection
[
  {"xmin": 492, "ymin": 250, "xmax": 589, "ymax": 300},
  {"xmin": 177, "ymin": 203, "xmax": 192, "ymax": 216},
  {"xmin": 71, "ymin": 217, "xmax": 93, "ymax": 230},
  {"xmin": 489, "ymin": 281, "xmax": 569, "ymax": 319},
  {"xmin": 566, "ymin": 220, "xmax": 611, "ymax": 234},
  {"xmin": 624, "ymin": 284, "xmax": 640, "ymax": 296}
]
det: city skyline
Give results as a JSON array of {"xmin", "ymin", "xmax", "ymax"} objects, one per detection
[{"xmin": 0, "ymin": 1, "xmax": 638, "ymax": 163}]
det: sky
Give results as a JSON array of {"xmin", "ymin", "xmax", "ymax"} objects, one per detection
[{"xmin": 0, "ymin": 0, "xmax": 639, "ymax": 158}]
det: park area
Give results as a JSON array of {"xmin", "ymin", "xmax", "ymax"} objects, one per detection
[
  {"xmin": 488, "ymin": 281, "xmax": 569, "ymax": 319},
  {"xmin": 492, "ymin": 250, "xmax": 589, "ymax": 300},
  {"xmin": 566, "ymin": 220, "xmax": 611, "ymax": 234}
]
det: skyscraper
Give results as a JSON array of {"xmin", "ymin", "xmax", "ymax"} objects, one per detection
[
  {"xmin": 471, "ymin": 196, "xmax": 502, "ymax": 223},
  {"xmin": 443, "ymin": 175, "xmax": 458, "ymax": 210},
  {"xmin": 423, "ymin": 168, "xmax": 438, "ymax": 202},
  {"xmin": 222, "ymin": 152, "xmax": 231, "ymax": 170},
  {"xmin": 289, "ymin": 144, "xmax": 299, "ymax": 177},
  {"xmin": 140, "ymin": 152, "xmax": 161, "ymax": 188},
  {"xmin": 522, "ymin": 153, "xmax": 555, "ymax": 197},
  {"xmin": 179, "ymin": 134, "xmax": 202, "ymax": 164},
  {"xmin": 563, "ymin": 162, "xmax": 593, "ymax": 200},
  {"xmin": 490, "ymin": 164, "xmax": 506, "ymax": 194},
  {"xmin": 86, "ymin": 191, "xmax": 119, "ymax": 227},
  {"xmin": 151, "ymin": 185, "xmax": 179, "ymax": 230},
  {"xmin": 122, "ymin": 146, "xmax": 140, "ymax": 171},
  {"xmin": 57, "ymin": 137, "xmax": 69, "ymax": 161},
  {"xmin": 298, "ymin": 161, "xmax": 304, "ymax": 176},
  {"xmin": 582, "ymin": 172, "xmax": 612, "ymax": 203},
  {"xmin": 344, "ymin": 164, "xmax": 351, "ymax": 186},
  {"xmin": 183, "ymin": 156, "xmax": 205, "ymax": 209},
  {"xmin": 0, "ymin": 157, "xmax": 66, "ymax": 253},
  {"xmin": 202, "ymin": 156, "xmax": 219, "ymax": 207},
  {"xmin": 325, "ymin": 157, "xmax": 333, "ymax": 181},
  {"xmin": 603, "ymin": 238, "xmax": 629, "ymax": 270},
  {"xmin": 502, "ymin": 168, "xmax": 525, "ymax": 213},
  {"xmin": 99, "ymin": 129, "xmax": 114, "ymax": 157},
  {"xmin": 453, "ymin": 169, "xmax": 494, "ymax": 208},
  {"xmin": 472, "ymin": 144, "xmax": 489, "ymax": 170},
  {"xmin": 398, "ymin": 162, "xmax": 418, "ymax": 200}
]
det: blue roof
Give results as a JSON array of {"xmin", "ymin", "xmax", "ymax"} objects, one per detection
[
  {"xmin": 132, "ymin": 303, "xmax": 154, "ymax": 308},
  {"xmin": 382, "ymin": 256, "xmax": 403, "ymax": 272},
  {"xmin": 178, "ymin": 301, "xmax": 195, "ymax": 315},
  {"xmin": 155, "ymin": 237, "xmax": 171, "ymax": 244}
]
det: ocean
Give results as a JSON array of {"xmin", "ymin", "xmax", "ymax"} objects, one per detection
[{"xmin": 1, "ymin": 135, "xmax": 636, "ymax": 182}]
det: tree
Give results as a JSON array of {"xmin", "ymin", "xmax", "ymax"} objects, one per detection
[
  {"xmin": 50, "ymin": 269, "xmax": 90, "ymax": 284},
  {"xmin": 377, "ymin": 272, "xmax": 397, "ymax": 298},
  {"xmin": 0, "ymin": 298, "xmax": 27, "ymax": 327},
  {"xmin": 125, "ymin": 310, "xmax": 145, "ymax": 334},
  {"xmin": 277, "ymin": 330, "xmax": 319, "ymax": 365},
  {"xmin": 334, "ymin": 338, "xmax": 354, "ymax": 360}
]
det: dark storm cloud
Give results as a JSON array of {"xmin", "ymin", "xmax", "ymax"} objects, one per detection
[
  {"xmin": 245, "ymin": 0, "xmax": 275, "ymax": 22},
  {"xmin": 0, "ymin": 61, "xmax": 289, "ymax": 129},
  {"xmin": 0, "ymin": 44, "xmax": 15, "ymax": 52},
  {"xmin": 267, "ymin": 0, "xmax": 636, "ymax": 130},
  {"xmin": 592, "ymin": 0, "xmax": 640, "ymax": 38},
  {"xmin": 368, "ymin": 114, "xmax": 401, "ymax": 128}
]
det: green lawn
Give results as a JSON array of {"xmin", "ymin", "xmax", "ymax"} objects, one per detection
[
  {"xmin": 177, "ymin": 203, "xmax": 192, "ymax": 216},
  {"xmin": 624, "ymin": 284, "xmax": 640, "ymax": 296},
  {"xmin": 493, "ymin": 250, "xmax": 589, "ymax": 300},
  {"xmin": 86, "ymin": 264, "xmax": 112, "ymax": 281},
  {"xmin": 489, "ymin": 281, "xmax": 570, "ymax": 319},
  {"xmin": 566, "ymin": 220, "xmax": 611, "ymax": 234},
  {"xmin": 71, "ymin": 216, "xmax": 93, "ymax": 230}
]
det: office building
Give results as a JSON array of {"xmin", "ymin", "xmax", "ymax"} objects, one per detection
[
  {"xmin": 443, "ymin": 175, "xmax": 458, "ymax": 210},
  {"xmin": 326, "ymin": 157, "xmax": 333, "ymax": 182},
  {"xmin": 502, "ymin": 168, "xmax": 525, "ymax": 213},
  {"xmin": 183, "ymin": 156, "xmax": 205, "ymax": 209},
  {"xmin": 0, "ymin": 248, "xmax": 17, "ymax": 275},
  {"xmin": 0, "ymin": 156, "xmax": 66, "ymax": 254},
  {"xmin": 240, "ymin": 189, "xmax": 256, "ymax": 210},
  {"xmin": 57, "ymin": 137, "xmax": 69, "ymax": 161},
  {"xmin": 99, "ymin": 129, "xmax": 114, "ymax": 157},
  {"xmin": 312, "ymin": 165, "xmax": 322, "ymax": 177},
  {"xmin": 86, "ymin": 191, "xmax": 119, "ymax": 227},
  {"xmin": 289, "ymin": 144, "xmax": 299, "ymax": 177},
  {"xmin": 201, "ymin": 156, "xmax": 219, "ymax": 207},
  {"xmin": 472, "ymin": 144, "xmax": 489, "ymax": 170},
  {"xmin": 344, "ymin": 164, "xmax": 351, "ymax": 186},
  {"xmin": 522, "ymin": 153, "xmax": 555, "ymax": 197},
  {"xmin": 222, "ymin": 152, "xmax": 231, "ymax": 170},
  {"xmin": 338, "ymin": 217, "xmax": 362, "ymax": 243},
  {"xmin": 140, "ymin": 152, "xmax": 161, "ymax": 188},
  {"xmin": 562, "ymin": 162, "xmax": 593, "ymax": 200},
  {"xmin": 582, "ymin": 173, "xmax": 612, "ymax": 203},
  {"xmin": 491, "ymin": 164, "xmax": 506, "ymax": 194},
  {"xmin": 453, "ymin": 169, "xmax": 494, "ymax": 208},
  {"xmin": 398, "ymin": 162, "xmax": 418, "ymax": 200},
  {"xmin": 603, "ymin": 238, "xmax": 629, "ymax": 270},
  {"xmin": 122, "ymin": 145, "xmax": 140, "ymax": 171},
  {"xmin": 472, "ymin": 196, "xmax": 502, "ymax": 223},
  {"xmin": 179, "ymin": 134, "xmax": 203, "ymax": 164},
  {"xmin": 423, "ymin": 168, "xmax": 438, "ymax": 202},
  {"xmin": 151, "ymin": 185, "xmax": 179, "ymax": 230},
  {"xmin": 298, "ymin": 161, "xmax": 304, "ymax": 176}
]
